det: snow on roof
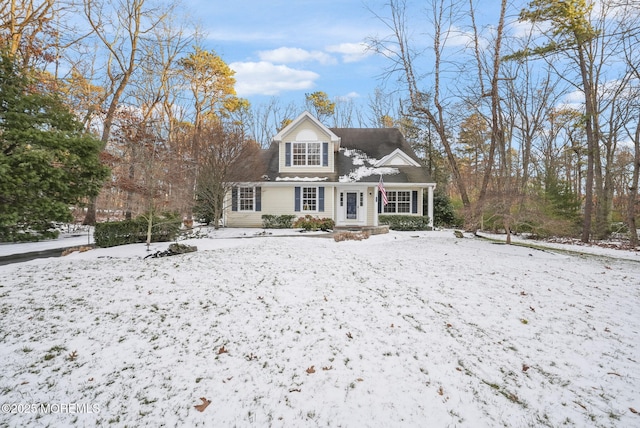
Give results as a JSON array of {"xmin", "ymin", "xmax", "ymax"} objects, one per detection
[
  {"xmin": 339, "ymin": 148, "xmax": 399, "ymax": 182},
  {"xmin": 274, "ymin": 176, "xmax": 329, "ymax": 182}
]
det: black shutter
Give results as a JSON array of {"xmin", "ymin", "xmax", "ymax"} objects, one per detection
[
  {"xmin": 285, "ymin": 142, "xmax": 291, "ymax": 166},
  {"xmin": 294, "ymin": 186, "xmax": 301, "ymax": 211},
  {"xmin": 378, "ymin": 190, "xmax": 382, "ymax": 213},
  {"xmin": 319, "ymin": 187, "xmax": 324, "ymax": 212},
  {"xmin": 255, "ymin": 187, "xmax": 261, "ymax": 211},
  {"xmin": 232, "ymin": 187, "xmax": 238, "ymax": 211},
  {"xmin": 322, "ymin": 142, "xmax": 329, "ymax": 166},
  {"xmin": 412, "ymin": 190, "xmax": 418, "ymax": 213}
]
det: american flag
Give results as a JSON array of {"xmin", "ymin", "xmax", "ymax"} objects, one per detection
[{"xmin": 378, "ymin": 175, "xmax": 388, "ymax": 205}]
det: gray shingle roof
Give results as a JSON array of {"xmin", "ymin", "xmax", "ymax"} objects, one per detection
[{"xmin": 261, "ymin": 127, "xmax": 432, "ymax": 184}]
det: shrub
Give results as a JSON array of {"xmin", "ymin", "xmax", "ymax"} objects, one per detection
[
  {"xmin": 379, "ymin": 215, "xmax": 431, "ymax": 231},
  {"xmin": 293, "ymin": 215, "xmax": 335, "ymax": 231},
  {"xmin": 0, "ymin": 225, "xmax": 59, "ymax": 242},
  {"xmin": 261, "ymin": 214, "xmax": 296, "ymax": 229},
  {"xmin": 94, "ymin": 213, "xmax": 181, "ymax": 248},
  {"xmin": 431, "ymin": 189, "xmax": 460, "ymax": 227}
]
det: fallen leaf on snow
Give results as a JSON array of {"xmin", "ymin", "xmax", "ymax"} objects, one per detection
[
  {"xmin": 322, "ymin": 366, "xmax": 333, "ymax": 371},
  {"xmin": 217, "ymin": 346, "xmax": 228, "ymax": 355},
  {"xmin": 306, "ymin": 366, "xmax": 315, "ymax": 374},
  {"xmin": 522, "ymin": 364, "xmax": 530, "ymax": 372},
  {"xmin": 574, "ymin": 401, "xmax": 587, "ymax": 411},
  {"xmin": 194, "ymin": 397, "xmax": 211, "ymax": 412},
  {"xmin": 346, "ymin": 332, "xmax": 353, "ymax": 339},
  {"xmin": 629, "ymin": 407, "xmax": 637, "ymax": 414}
]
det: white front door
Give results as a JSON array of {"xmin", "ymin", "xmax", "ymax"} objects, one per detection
[{"xmin": 337, "ymin": 189, "xmax": 366, "ymax": 225}]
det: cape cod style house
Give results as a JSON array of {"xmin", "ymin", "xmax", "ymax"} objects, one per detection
[{"xmin": 223, "ymin": 111, "xmax": 436, "ymax": 229}]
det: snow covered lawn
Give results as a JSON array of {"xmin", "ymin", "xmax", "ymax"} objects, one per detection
[{"xmin": 1, "ymin": 230, "xmax": 638, "ymax": 427}]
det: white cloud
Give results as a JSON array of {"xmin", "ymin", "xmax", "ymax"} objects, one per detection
[
  {"xmin": 258, "ymin": 47, "xmax": 336, "ymax": 65},
  {"xmin": 443, "ymin": 25, "xmax": 475, "ymax": 48},
  {"xmin": 336, "ymin": 92, "xmax": 360, "ymax": 102},
  {"xmin": 325, "ymin": 42, "xmax": 373, "ymax": 63},
  {"xmin": 229, "ymin": 61, "xmax": 319, "ymax": 96}
]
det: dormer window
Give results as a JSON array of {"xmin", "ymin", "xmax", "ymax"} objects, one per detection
[
  {"xmin": 293, "ymin": 142, "xmax": 321, "ymax": 166},
  {"xmin": 285, "ymin": 141, "xmax": 329, "ymax": 167}
]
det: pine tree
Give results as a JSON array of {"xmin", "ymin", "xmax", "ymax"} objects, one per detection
[{"xmin": 0, "ymin": 52, "xmax": 109, "ymax": 240}]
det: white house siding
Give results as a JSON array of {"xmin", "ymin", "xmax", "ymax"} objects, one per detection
[
  {"xmin": 225, "ymin": 185, "xmax": 336, "ymax": 228},
  {"xmin": 261, "ymin": 187, "xmax": 295, "ymax": 216},
  {"xmin": 224, "ymin": 211, "xmax": 263, "ymax": 228}
]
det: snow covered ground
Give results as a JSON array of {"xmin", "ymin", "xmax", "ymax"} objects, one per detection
[{"xmin": 0, "ymin": 229, "xmax": 638, "ymax": 427}]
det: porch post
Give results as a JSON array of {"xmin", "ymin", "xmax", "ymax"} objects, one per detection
[
  {"xmin": 373, "ymin": 186, "xmax": 379, "ymax": 226},
  {"xmin": 427, "ymin": 185, "xmax": 434, "ymax": 229}
]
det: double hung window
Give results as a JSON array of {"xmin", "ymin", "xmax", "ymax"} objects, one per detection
[
  {"xmin": 292, "ymin": 142, "xmax": 321, "ymax": 166},
  {"xmin": 383, "ymin": 191, "xmax": 411, "ymax": 213},
  {"xmin": 238, "ymin": 187, "xmax": 255, "ymax": 211},
  {"xmin": 301, "ymin": 187, "xmax": 317, "ymax": 211}
]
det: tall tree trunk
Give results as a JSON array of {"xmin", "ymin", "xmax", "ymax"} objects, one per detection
[
  {"xmin": 472, "ymin": 0, "xmax": 507, "ymax": 228},
  {"xmin": 628, "ymin": 117, "xmax": 640, "ymax": 247},
  {"xmin": 82, "ymin": 0, "xmax": 154, "ymax": 225},
  {"xmin": 577, "ymin": 45, "xmax": 598, "ymax": 243}
]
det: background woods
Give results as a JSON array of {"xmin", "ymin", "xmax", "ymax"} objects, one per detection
[{"xmin": 0, "ymin": 0, "xmax": 638, "ymax": 243}]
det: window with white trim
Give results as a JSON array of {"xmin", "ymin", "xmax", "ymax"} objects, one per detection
[
  {"xmin": 302, "ymin": 187, "xmax": 317, "ymax": 211},
  {"xmin": 384, "ymin": 191, "xmax": 411, "ymax": 213},
  {"xmin": 293, "ymin": 142, "xmax": 321, "ymax": 166},
  {"xmin": 239, "ymin": 187, "xmax": 255, "ymax": 211}
]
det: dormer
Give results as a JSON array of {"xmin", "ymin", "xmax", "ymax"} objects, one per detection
[
  {"xmin": 274, "ymin": 111, "xmax": 341, "ymax": 174},
  {"xmin": 374, "ymin": 148, "xmax": 422, "ymax": 167}
]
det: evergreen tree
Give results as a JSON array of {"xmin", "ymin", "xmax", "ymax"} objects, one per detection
[{"xmin": 0, "ymin": 52, "xmax": 109, "ymax": 240}]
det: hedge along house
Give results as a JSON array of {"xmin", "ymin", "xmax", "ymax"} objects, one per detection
[{"xmin": 223, "ymin": 111, "xmax": 436, "ymax": 229}]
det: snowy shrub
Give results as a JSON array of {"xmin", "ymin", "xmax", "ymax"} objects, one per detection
[
  {"xmin": 261, "ymin": 214, "xmax": 296, "ymax": 229},
  {"xmin": 379, "ymin": 215, "xmax": 431, "ymax": 231},
  {"xmin": 94, "ymin": 214, "xmax": 181, "ymax": 247},
  {"xmin": 293, "ymin": 215, "xmax": 335, "ymax": 231}
]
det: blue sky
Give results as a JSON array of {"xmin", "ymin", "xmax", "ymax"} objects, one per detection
[{"xmin": 186, "ymin": 0, "xmax": 392, "ymax": 108}]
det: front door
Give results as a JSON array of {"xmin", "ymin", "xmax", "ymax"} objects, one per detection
[{"xmin": 346, "ymin": 192, "xmax": 358, "ymax": 219}]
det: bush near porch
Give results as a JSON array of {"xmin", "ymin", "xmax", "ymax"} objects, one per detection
[
  {"xmin": 261, "ymin": 214, "xmax": 296, "ymax": 229},
  {"xmin": 293, "ymin": 215, "xmax": 335, "ymax": 232},
  {"xmin": 379, "ymin": 215, "xmax": 431, "ymax": 231}
]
